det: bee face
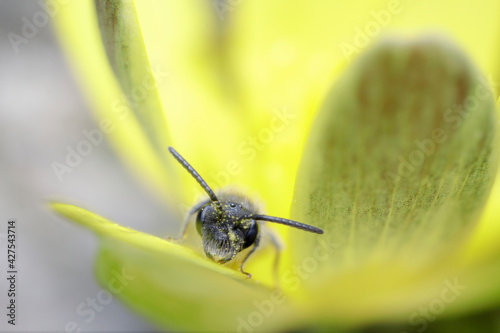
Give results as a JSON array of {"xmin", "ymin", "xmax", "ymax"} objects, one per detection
[
  {"xmin": 196, "ymin": 201, "xmax": 259, "ymax": 263},
  {"xmin": 168, "ymin": 146, "xmax": 323, "ymax": 277}
]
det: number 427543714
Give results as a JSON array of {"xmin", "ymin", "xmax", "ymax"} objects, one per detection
[{"xmin": 7, "ymin": 220, "xmax": 16, "ymax": 270}]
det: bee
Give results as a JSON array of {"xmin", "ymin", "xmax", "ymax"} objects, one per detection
[{"xmin": 168, "ymin": 147, "xmax": 323, "ymax": 278}]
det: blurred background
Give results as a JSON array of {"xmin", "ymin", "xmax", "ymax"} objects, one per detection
[{"xmin": 0, "ymin": 1, "xmax": 171, "ymax": 331}]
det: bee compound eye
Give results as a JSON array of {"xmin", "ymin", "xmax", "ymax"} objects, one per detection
[
  {"xmin": 195, "ymin": 208, "xmax": 205, "ymax": 235},
  {"xmin": 242, "ymin": 220, "xmax": 259, "ymax": 249}
]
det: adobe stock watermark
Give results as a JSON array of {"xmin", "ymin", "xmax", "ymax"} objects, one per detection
[
  {"xmin": 7, "ymin": 0, "xmax": 71, "ymax": 54},
  {"xmin": 212, "ymin": 0, "xmax": 243, "ymax": 21},
  {"xmin": 51, "ymin": 65, "xmax": 168, "ymax": 182},
  {"xmin": 176, "ymin": 106, "xmax": 296, "ymax": 217},
  {"xmin": 63, "ymin": 267, "xmax": 135, "ymax": 333},
  {"xmin": 401, "ymin": 278, "xmax": 466, "ymax": 333},
  {"xmin": 340, "ymin": 0, "xmax": 405, "ymax": 62},
  {"xmin": 384, "ymin": 76, "xmax": 495, "ymax": 185},
  {"xmin": 236, "ymin": 236, "xmax": 339, "ymax": 333}
]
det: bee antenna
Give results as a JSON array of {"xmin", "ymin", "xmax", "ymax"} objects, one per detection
[
  {"xmin": 250, "ymin": 214, "xmax": 324, "ymax": 234},
  {"xmin": 168, "ymin": 147, "xmax": 220, "ymax": 205}
]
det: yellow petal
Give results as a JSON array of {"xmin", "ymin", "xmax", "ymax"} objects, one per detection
[
  {"xmin": 290, "ymin": 36, "xmax": 498, "ymax": 321},
  {"xmin": 50, "ymin": 202, "xmax": 300, "ymax": 331},
  {"xmin": 52, "ymin": 1, "xmax": 179, "ymax": 202},
  {"xmin": 94, "ymin": 0, "xmax": 179, "ymax": 187},
  {"xmin": 133, "ymin": 1, "xmax": 252, "ymax": 205},
  {"xmin": 224, "ymin": 0, "xmax": 500, "ymax": 217},
  {"xmin": 387, "ymin": 0, "xmax": 500, "ymax": 96}
]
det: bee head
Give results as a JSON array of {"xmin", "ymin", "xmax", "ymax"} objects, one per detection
[
  {"xmin": 168, "ymin": 146, "xmax": 323, "ymax": 265},
  {"xmin": 196, "ymin": 201, "xmax": 259, "ymax": 263}
]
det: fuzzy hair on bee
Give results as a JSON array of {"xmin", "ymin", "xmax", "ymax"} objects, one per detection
[
  {"xmin": 197, "ymin": 192, "xmax": 260, "ymax": 263},
  {"xmin": 168, "ymin": 147, "xmax": 323, "ymax": 278}
]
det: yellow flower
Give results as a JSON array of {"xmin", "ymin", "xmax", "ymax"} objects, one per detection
[{"xmin": 50, "ymin": 0, "xmax": 500, "ymax": 332}]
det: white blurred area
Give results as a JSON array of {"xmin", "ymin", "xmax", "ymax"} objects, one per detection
[{"xmin": 0, "ymin": 2, "xmax": 178, "ymax": 332}]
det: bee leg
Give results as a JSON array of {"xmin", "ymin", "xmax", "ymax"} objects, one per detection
[
  {"xmin": 240, "ymin": 232, "xmax": 261, "ymax": 278},
  {"xmin": 169, "ymin": 199, "xmax": 210, "ymax": 240},
  {"xmin": 267, "ymin": 230, "xmax": 283, "ymax": 287}
]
